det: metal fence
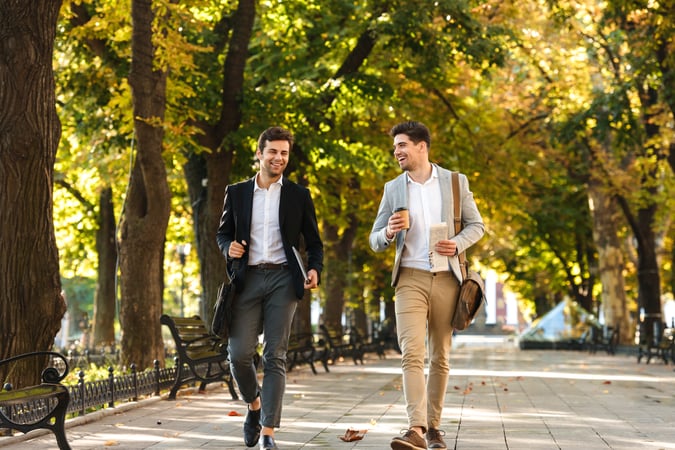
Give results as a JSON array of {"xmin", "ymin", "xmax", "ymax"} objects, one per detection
[
  {"xmin": 67, "ymin": 360, "xmax": 178, "ymax": 416},
  {"xmin": 1, "ymin": 357, "xmax": 182, "ymax": 426}
]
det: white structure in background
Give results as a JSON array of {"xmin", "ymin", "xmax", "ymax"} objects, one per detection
[
  {"xmin": 54, "ymin": 290, "xmax": 70, "ymax": 349},
  {"xmin": 484, "ymin": 269, "xmax": 497, "ymax": 324},
  {"xmin": 483, "ymin": 269, "xmax": 521, "ymax": 330},
  {"xmin": 663, "ymin": 296, "xmax": 675, "ymax": 327}
]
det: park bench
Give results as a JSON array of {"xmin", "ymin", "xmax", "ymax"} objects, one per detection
[
  {"xmin": 348, "ymin": 326, "xmax": 386, "ymax": 359},
  {"xmin": 0, "ymin": 351, "xmax": 71, "ymax": 449},
  {"xmin": 286, "ymin": 332, "xmax": 328, "ymax": 375},
  {"xmin": 588, "ymin": 325, "xmax": 619, "ymax": 355},
  {"xmin": 160, "ymin": 314, "xmax": 238, "ymax": 400},
  {"xmin": 319, "ymin": 324, "xmax": 364, "ymax": 365},
  {"xmin": 637, "ymin": 320, "xmax": 674, "ymax": 364}
]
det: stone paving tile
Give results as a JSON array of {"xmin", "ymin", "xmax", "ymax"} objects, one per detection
[{"xmin": 2, "ymin": 336, "xmax": 674, "ymax": 449}]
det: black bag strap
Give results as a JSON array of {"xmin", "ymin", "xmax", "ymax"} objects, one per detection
[
  {"xmin": 452, "ymin": 172, "xmax": 468, "ymax": 280},
  {"xmin": 227, "ymin": 259, "xmax": 240, "ymax": 283}
]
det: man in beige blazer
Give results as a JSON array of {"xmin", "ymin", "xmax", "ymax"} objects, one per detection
[{"xmin": 370, "ymin": 121, "xmax": 484, "ymax": 450}]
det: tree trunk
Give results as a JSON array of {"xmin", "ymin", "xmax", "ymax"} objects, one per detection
[
  {"xmin": 92, "ymin": 187, "xmax": 117, "ymax": 347},
  {"xmin": 119, "ymin": 0, "xmax": 171, "ymax": 369},
  {"xmin": 633, "ymin": 85, "xmax": 664, "ymax": 345},
  {"xmin": 635, "ymin": 204, "xmax": 661, "ymax": 331},
  {"xmin": 587, "ymin": 180, "xmax": 630, "ymax": 344},
  {"xmin": 292, "ymin": 291, "xmax": 313, "ymax": 335},
  {"xmin": 322, "ymin": 218, "xmax": 360, "ymax": 332},
  {"xmin": 0, "ymin": 0, "xmax": 65, "ymax": 387},
  {"xmin": 188, "ymin": 0, "xmax": 256, "ymax": 328}
]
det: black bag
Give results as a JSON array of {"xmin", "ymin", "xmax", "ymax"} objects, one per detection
[
  {"xmin": 211, "ymin": 268, "xmax": 236, "ymax": 340},
  {"xmin": 452, "ymin": 270, "xmax": 485, "ymax": 330}
]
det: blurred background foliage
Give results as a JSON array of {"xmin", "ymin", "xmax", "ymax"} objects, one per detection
[{"xmin": 50, "ymin": 0, "xmax": 673, "ymax": 348}]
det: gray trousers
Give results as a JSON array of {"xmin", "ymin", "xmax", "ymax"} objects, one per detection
[{"xmin": 228, "ymin": 268, "xmax": 297, "ymax": 428}]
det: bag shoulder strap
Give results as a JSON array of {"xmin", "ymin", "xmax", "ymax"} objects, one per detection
[{"xmin": 452, "ymin": 172, "xmax": 468, "ymax": 279}]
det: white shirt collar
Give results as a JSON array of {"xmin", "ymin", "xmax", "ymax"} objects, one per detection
[
  {"xmin": 254, "ymin": 174, "xmax": 284, "ymax": 191},
  {"xmin": 405, "ymin": 164, "xmax": 438, "ymax": 185}
]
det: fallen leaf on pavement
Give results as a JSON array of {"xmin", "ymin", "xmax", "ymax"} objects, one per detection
[
  {"xmin": 339, "ymin": 428, "xmax": 368, "ymax": 442},
  {"xmin": 228, "ymin": 410, "xmax": 242, "ymax": 416}
]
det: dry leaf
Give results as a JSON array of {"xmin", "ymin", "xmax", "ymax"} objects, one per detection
[
  {"xmin": 228, "ymin": 410, "xmax": 242, "ymax": 416},
  {"xmin": 339, "ymin": 428, "xmax": 368, "ymax": 442}
]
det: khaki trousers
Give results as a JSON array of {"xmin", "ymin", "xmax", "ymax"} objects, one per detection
[{"xmin": 395, "ymin": 267, "xmax": 459, "ymax": 431}]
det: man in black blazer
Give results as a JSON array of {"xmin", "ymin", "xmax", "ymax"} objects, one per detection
[{"xmin": 216, "ymin": 126, "xmax": 323, "ymax": 450}]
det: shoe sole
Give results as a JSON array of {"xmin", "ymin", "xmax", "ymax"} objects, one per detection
[{"xmin": 390, "ymin": 439, "xmax": 427, "ymax": 450}]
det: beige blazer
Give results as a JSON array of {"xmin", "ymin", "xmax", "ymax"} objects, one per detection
[{"xmin": 369, "ymin": 165, "xmax": 484, "ymax": 286}]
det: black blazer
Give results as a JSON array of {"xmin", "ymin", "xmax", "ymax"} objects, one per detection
[{"xmin": 216, "ymin": 176, "xmax": 323, "ymax": 299}]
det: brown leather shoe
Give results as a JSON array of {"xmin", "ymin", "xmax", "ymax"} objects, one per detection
[
  {"xmin": 391, "ymin": 429, "xmax": 427, "ymax": 450},
  {"xmin": 426, "ymin": 428, "xmax": 447, "ymax": 449}
]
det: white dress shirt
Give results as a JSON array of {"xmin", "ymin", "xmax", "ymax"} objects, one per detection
[
  {"xmin": 400, "ymin": 165, "xmax": 446, "ymax": 271},
  {"xmin": 247, "ymin": 175, "xmax": 286, "ymax": 265}
]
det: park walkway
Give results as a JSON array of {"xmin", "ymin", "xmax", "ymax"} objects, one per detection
[{"xmin": 1, "ymin": 335, "xmax": 674, "ymax": 449}]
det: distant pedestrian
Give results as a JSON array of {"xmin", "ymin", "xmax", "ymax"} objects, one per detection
[
  {"xmin": 217, "ymin": 126, "xmax": 324, "ymax": 450},
  {"xmin": 369, "ymin": 120, "xmax": 484, "ymax": 449}
]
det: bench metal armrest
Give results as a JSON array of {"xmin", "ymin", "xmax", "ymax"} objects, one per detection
[{"xmin": 0, "ymin": 351, "xmax": 70, "ymax": 385}]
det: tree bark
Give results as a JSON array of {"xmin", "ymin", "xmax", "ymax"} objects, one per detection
[
  {"xmin": 120, "ymin": 0, "xmax": 171, "ymax": 369},
  {"xmin": 322, "ymin": 221, "xmax": 349, "ymax": 332},
  {"xmin": 321, "ymin": 205, "xmax": 359, "ymax": 331},
  {"xmin": 587, "ymin": 180, "xmax": 630, "ymax": 343},
  {"xmin": 92, "ymin": 187, "xmax": 117, "ymax": 347},
  {"xmin": 0, "ymin": 0, "xmax": 65, "ymax": 387}
]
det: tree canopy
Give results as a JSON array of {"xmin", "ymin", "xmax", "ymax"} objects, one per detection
[{"xmin": 3, "ymin": 0, "xmax": 672, "ymax": 370}]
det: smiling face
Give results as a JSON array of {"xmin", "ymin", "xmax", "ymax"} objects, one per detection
[
  {"xmin": 257, "ymin": 139, "xmax": 290, "ymax": 182},
  {"xmin": 393, "ymin": 133, "xmax": 427, "ymax": 172}
]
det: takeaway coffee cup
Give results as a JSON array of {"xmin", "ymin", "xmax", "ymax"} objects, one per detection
[{"xmin": 395, "ymin": 207, "xmax": 410, "ymax": 230}]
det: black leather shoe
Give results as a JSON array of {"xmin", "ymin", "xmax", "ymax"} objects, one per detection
[
  {"xmin": 243, "ymin": 407, "xmax": 261, "ymax": 447},
  {"xmin": 260, "ymin": 435, "xmax": 278, "ymax": 449}
]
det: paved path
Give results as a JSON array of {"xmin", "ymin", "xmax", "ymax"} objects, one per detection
[{"xmin": 2, "ymin": 336, "xmax": 674, "ymax": 449}]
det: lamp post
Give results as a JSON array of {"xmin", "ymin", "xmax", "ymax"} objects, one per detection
[{"xmin": 176, "ymin": 244, "xmax": 191, "ymax": 317}]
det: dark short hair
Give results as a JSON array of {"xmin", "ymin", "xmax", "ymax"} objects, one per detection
[
  {"xmin": 389, "ymin": 121, "xmax": 431, "ymax": 149},
  {"xmin": 257, "ymin": 126, "xmax": 294, "ymax": 152}
]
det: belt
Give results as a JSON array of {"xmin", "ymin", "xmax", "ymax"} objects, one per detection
[
  {"xmin": 248, "ymin": 263, "xmax": 289, "ymax": 270},
  {"xmin": 400, "ymin": 267, "xmax": 452, "ymax": 277}
]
